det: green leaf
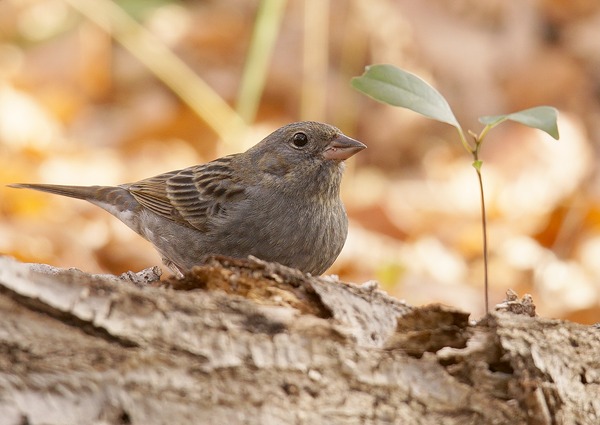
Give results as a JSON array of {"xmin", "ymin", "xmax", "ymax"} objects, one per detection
[
  {"xmin": 472, "ymin": 160, "xmax": 483, "ymax": 171},
  {"xmin": 479, "ymin": 106, "xmax": 559, "ymax": 140},
  {"xmin": 352, "ymin": 64, "xmax": 460, "ymax": 129}
]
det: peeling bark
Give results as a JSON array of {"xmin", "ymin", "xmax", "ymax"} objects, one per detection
[{"xmin": 0, "ymin": 256, "xmax": 598, "ymax": 425}]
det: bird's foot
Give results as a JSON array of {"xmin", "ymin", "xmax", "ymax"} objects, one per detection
[{"xmin": 162, "ymin": 258, "xmax": 185, "ymax": 278}]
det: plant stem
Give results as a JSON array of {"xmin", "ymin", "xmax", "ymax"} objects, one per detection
[
  {"xmin": 465, "ymin": 125, "xmax": 490, "ymax": 313},
  {"xmin": 301, "ymin": 0, "xmax": 329, "ymax": 121},
  {"xmin": 457, "ymin": 127, "xmax": 475, "ymax": 154},
  {"xmin": 471, "ymin": 132, "xmax": 489, "ymax": 314},
  {"xmin": 474, "ymin": 165, "xmax": 489, "ymax": 314},
  {"xmin": 237, "ymin": 0, "xmax": 288, "ymax": 124}
]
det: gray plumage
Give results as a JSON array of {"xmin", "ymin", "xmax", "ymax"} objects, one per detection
[{"xmin": 9, "ymin": 121, "xmax": 366, "ymax": 276}]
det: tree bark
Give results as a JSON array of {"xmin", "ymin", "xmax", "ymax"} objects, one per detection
[{"xmin": 0, "ymin": 256, "xmax": 598, "ymax": 425}]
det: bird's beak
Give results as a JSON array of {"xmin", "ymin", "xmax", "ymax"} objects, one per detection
[{"xmin": 323, "ymin": 134, "xmax": 367, "ymax": 161}]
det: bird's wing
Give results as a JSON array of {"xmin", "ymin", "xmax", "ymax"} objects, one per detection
[
  {"xmin": 123, "ymin": 169, "xmax": 180, "ymax": 218},
  {"xmin": 125, "ymin": 155, "xmax": 246, "ymax": 231}
]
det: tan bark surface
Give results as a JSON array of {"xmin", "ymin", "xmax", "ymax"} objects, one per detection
[{"xmin": 0, "ymin": 256, "xmax": 598, "ymax": 425}]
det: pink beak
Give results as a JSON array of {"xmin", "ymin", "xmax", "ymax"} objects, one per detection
[{"xmin": 323, "ymin": 134, "xmax": 366, "ymax": 161}]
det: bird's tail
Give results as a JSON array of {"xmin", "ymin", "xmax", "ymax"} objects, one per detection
[{"xmin": 8, "ymin": 183, "xmax": 102, "ymax": 201}]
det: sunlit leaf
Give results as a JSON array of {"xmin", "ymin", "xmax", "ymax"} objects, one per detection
[
  {"xmin": 352, "ymin": 64, "xmax": 460, "ymax": 129},
  {"xmin": 472, "ymin": 160, "xmax": 483, "ymax": 171},
  {"xmin": 479, "ymin": 106, "xmax": 559, "ymax": 140}
]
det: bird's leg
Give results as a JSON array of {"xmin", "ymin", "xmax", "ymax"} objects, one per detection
[{"xmin": 162, "ymin": 258, "xmax": 184, "ymax": 278}]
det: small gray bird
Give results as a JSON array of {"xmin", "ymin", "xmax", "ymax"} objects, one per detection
[{"xmin": 10, "ymin": 121, "xmax": 366, "ymax": 276}]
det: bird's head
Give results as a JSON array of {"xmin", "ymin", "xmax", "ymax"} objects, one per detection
[
  {"xmin": 241, "ymin": 121, "xmax": 366, "ymax": 196},
  {"xmin": 250, "ymin": 121, "xmax": 365, "ymax": 168}
]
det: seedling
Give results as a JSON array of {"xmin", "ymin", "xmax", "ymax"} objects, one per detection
[{"xmin": 352, "ymin": 64, "xmax": 560, "ymax": 313}]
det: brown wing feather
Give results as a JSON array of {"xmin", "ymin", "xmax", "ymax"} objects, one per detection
[
  {"xmin": 124, "ymin": 155, "xmax": 246, "ymax": 231},
  {"xmin": 123, "ymin": 169, "xmax": 180, "ymax": 218}
]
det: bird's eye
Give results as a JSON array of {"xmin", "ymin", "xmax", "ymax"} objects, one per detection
[{"xmin": 292, "ymin": 132, "xmax": 308, "ymax": 148}]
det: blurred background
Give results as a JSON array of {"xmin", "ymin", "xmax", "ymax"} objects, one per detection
[{"xmin": 1, "ymin": 0, "xmax": 599, "ymax": 321}]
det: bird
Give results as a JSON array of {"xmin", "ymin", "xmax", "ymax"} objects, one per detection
[{"xmin": 9, "ymin": 121, "xmax": 366, "ymax": 277}]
